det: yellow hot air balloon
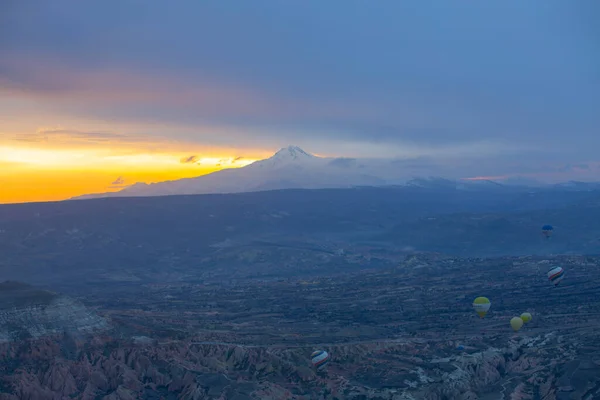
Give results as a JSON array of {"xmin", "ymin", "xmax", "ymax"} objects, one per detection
[
  {"xmin": 520, "ymin": 312, "xmax": 532, "ymax": 323},
  {"xmin": 510, "ymin": 317, "xmax": 524, "ymax": 331},
  {"xmin": 473, "ymin": 297, "xmax": 491, "ymax": 318}
]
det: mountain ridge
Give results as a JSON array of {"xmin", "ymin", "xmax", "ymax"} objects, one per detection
[
  {"xmin": 71, "ymin": 145, "xmax": 600, "ymax": 201},
  {"xmin": 71, "ymin": 145, "xmax": 401, "ymax": 200}
]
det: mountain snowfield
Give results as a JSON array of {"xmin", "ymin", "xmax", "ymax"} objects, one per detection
[
  {"xmin": 72, "ymin": 145, "xmax": 405, "ymax": 200},
  {"xmin": 71, "ymin": 145, "xmax": 592, "ymax": 200}
]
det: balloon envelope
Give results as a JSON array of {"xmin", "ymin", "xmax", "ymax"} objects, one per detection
[
  {"xmin": 473, "ymin": 297, "xmax": 491, "ymax": 318},
  {"xmin": 510, "ymin": 317, "xmax": 524, "ymax": 331},
  {"xmin": 547, "ymin": 266, "xmax": 564, "ymax": 286},
  {"xmin": 520, "ymin": 312, "xmax": 532, "ymax": 323},
  {"xmin": 311, "ymin": 350, "xmax": 330, "ymax": 370}
]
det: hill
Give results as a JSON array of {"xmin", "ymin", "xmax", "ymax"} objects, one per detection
[
  {"xmin": 2, "ymin": 186, "xmax": 600, "ymax": 287},
  {"xmin": 0, "ymin": 281, "xmax": 108, "ymax": 342}
]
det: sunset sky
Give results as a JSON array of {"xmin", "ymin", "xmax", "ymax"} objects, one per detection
[{"xmin": 1, "ymin": 1, "xmax": 599, "ymax": 204}]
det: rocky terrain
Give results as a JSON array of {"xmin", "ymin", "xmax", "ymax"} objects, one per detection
[
  {"xmin": 0, "ymin": 281, "xmax": 108, "ymax": 342},
  {"xmin": 3, "ymin": 329, "xmax": 598, "ymax": 400},
  {"xmin": 0, "ymin": 253, "xmax": 599, "ymax": 399},
  {"xmin": 2, "ymin": 188, "xmax": 600, "ymax": 398}
]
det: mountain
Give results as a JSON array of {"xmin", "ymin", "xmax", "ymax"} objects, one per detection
[
  {"xmin": 73, "ymin": 145, "xmax": 401, "ymax": 200},
  {"xmin": 71, "ymin": 145, "xmax": 600, "ymax": 201},
  {"xmin": 71, "ymin": 145, "xmax": 497, "ymax": 200}
]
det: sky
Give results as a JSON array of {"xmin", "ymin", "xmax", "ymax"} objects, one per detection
[{"xmin": 1, "ymin": 1, "xmax": 599, "ymax": 203}]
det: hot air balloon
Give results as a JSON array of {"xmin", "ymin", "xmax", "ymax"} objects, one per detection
[
  {"xmin": 473, "ymin": 297, "xmax": 491, "ymax": 318},
  {"xmin": 542, "ymin": 225, "xmax": 553, "ymax": 239},
  {"xmin": 510, "ymin": 317, "xmax": 524, "ymax": 331},
  {"xmin": 520, "ymin": 312, "xmax": 532, "ymax": 323},
  {"xmin": 547, "ymin": 266, "xmax": 564, "ymax": 286},
  {"xmin": 311, "ymin": 350, "xmax": 330, "ymax": 370}
]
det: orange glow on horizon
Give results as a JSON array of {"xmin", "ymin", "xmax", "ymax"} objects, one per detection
[{"xmin": 0, "ymin": 131, "xmax": 270, "ymax": 204}]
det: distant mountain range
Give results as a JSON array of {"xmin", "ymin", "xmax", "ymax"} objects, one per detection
[{"xmin": 73, "ymin": 145, "xmax": 600, "ymax": 200}]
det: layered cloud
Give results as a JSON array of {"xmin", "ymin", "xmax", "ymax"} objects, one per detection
[
  {"xmin": 0, "ymin": 125, "xmax": 267, "ymax": 203},
  {"xmin": 1, "ymin": 0, "xmax": 599, "ymax": 203},
  {"xmin": 10, "ymin": 128, "xmax": 152, "ymax": 147},
  {"xmin": 2, "ymin": 1, "xmax": 598, "ymax": 155}
]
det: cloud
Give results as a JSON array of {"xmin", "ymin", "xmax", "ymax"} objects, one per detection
[
  {"xmin": 5, "ymin": 127, "xmax": 217, "ymax": 154},
  {"xmin": 0, "ymin": 160, "xmax": 25, "ymax": 168},
  {"xmin": 211, "ymin": 156, "xmax": 247, "ymax": 166},
  {"xmin": 328, "ymin": 158, "xmax": 357, "ymax": 168},
  {"xmin": 1, "ymin": 0, "xmax": 598, "ymax": 172},
  {"xmin": 462, "ymin": 175, "xmax": 511, "ymax": 182},
  {"xmin": 180, "ymin": 155, "xmax": 199, "ymax": 164},
  {"xmin": 460, "ymin": 161, "xmax": 600, "ymax": 184},
  {"xmin": 1, "ymin": 57, "xmax": 370, "ymax": 131},
  {"xmin": 108, "ymin": 176, "xmax": 129, "ymax": 189},
  {"xmin": 111, "ymin": 176, "xmax": 125, "ymax": 185},
  {"xmin": 390, "ymin": 157, "xmax": 442, "ymax": 169},
  {"xmin": 10, "ymin": 128, "xmax": 151, "ymax": 146},
  {"xmin": 557, "ymin": 163, "xmax": 591, "ymax": 173}
]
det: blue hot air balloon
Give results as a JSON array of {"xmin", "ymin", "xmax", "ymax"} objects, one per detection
[{"xmin": 542, "ymin": 225, "xmax": 553, "ymax": 239}]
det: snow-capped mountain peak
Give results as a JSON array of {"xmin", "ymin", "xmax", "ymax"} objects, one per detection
[
  {"xmin": 249, "ymin": 145, "xmax": 320, "ymax": 170},
  {"xmin": 272, "ymin": 145, "xmax": 314, "ymax": 160},
  {"xmin": 72, "ymin": 144, "xmax": 576, "ymax": 202}
]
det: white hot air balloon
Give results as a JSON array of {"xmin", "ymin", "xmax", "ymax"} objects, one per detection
[
  {"xmin": 311, "ymin": 350, "xmax": 330, "ymax": 370},
  {"xmin": 547, "ymin": 266, "xmax": 564, "ymax": 286}
]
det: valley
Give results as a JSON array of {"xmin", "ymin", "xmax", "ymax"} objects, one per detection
[
  {"xmin": 1, "ymin": 252, "xmax": 600, "ymax": 399},
  {"xmin": 3, "ymin": 1, "xmax": 597, "ymax": 398},
  {"xmin": 2, "ymin": 187, "xmax": 600, "ymax": 398}
]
